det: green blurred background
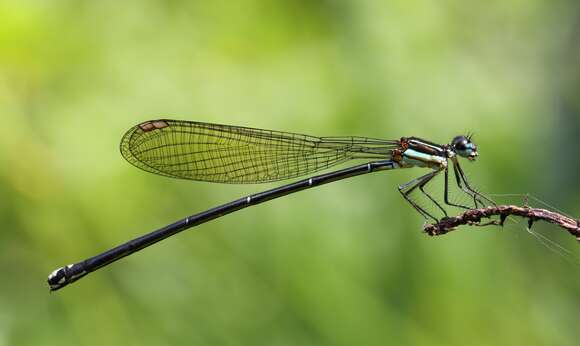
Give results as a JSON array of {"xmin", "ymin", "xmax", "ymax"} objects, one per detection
[{"xmin": 1, "ymin": 1, "xmax": 579, "ymax": 345}]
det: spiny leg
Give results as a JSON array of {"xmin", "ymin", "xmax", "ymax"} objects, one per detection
[
  {"xmin": 454, "ymin": 161, "xmax": 496, "ymax": 207},
  {"xmin": 399, "ymin": 170, "xmax": 443, "ymax": 222},
  {"xmin": 444, "ymin": 160, "xmax": 486, "ymax": 209},
  {"xmin": 444, "ymin": 166, "xmax": 472, "ymax": 210},
  {"xmin": 453, "ymin": 163, "xmax": 483, "ymax": 208},
  {"xmin": 419, "ymin": 171, "xmax": 447, "ymax": 217}
]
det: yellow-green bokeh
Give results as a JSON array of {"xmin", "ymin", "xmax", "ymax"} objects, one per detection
[{"xmin": 1, "ymin": 1, "xmax": 579, "ymax": 345}]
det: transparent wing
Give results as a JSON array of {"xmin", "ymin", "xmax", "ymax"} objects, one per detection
[{"xmin": 120, "ymin": 119, "xmax": 399, "ymax": 183}]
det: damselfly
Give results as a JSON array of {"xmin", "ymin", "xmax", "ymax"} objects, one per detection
[{"xmin": 48, "ymin": 119, "xmax": 494, "ymax": 291}]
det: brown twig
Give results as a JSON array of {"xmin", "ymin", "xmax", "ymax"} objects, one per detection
[{"xmin": 424, "ymin": 205, "xmax": 580, "ymax": 242}]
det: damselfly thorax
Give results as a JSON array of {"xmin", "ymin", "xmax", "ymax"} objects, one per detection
[{"xmin": 392, "ymin": 137, "xmax": 448, "ymax": 170}]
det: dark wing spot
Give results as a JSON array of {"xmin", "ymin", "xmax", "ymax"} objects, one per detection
[{"xmin": 138, "ymin": 120, "xmax": 169, "ymax": 132}]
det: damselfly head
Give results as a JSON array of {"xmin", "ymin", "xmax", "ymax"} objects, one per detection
[{"xmin": 451, "ymin": 135, "xmax": 478, "ymax": 161}]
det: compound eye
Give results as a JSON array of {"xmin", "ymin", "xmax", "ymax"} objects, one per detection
[{"xmin": 455, "ymin": 140, "xmax": 467, "ymax": 151}]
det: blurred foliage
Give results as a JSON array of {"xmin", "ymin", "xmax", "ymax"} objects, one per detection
[{"xmin": 1, "ymin": 1, "xmax": 579, "ymax": 345}]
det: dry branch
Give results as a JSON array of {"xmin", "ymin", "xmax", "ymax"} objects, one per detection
[{"xmin": 424, "ymin": 205, "xmax": 580, "ymax": 241}]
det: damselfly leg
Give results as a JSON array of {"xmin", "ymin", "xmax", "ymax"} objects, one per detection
[
  {"xmin": 450, "ymin": 159, "xmax": 496, "ymax": 208},
  {"xmin": 444, "ymin": 165, "xmax": 472, "ymax": 210},
  {"xmin": 399, "ymin": 169, "xmax": 447, "ymax": 222}
]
